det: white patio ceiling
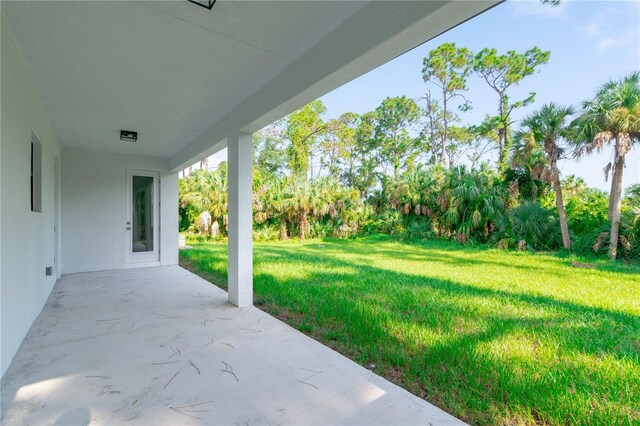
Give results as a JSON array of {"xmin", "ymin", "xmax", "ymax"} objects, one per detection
[{"xmin": 1, "ymin": 0, "xmax": 499, "ymax": 171}]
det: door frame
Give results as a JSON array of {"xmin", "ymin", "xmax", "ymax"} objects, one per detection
[
  {"xmin": 125, "ymin": 169, "xmax": 160, "ymax": 267},
  {"xmin": 53, "ymin": 157, "xmax": 60, "ymax": 277}
]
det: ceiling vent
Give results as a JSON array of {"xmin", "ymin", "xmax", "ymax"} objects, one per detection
[
  {"xmin": 120, "ymin": 130, "xmax": 138, "ymax": 143},
  {"xmin": 187, "ymin": 0, "xmax": 216, "ymax": 10}
]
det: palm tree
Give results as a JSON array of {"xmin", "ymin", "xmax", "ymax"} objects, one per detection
[
  {"xmin": 519, "ymin": 103, "xmax": 575, "ymax": 249},
  {"xmin": 510, "ymin": 130, "xmax": 549, "ymax": 203},
  {"xmin": 573, "ymin": 72, "xmax": 640, "ymax": 260},
  {"xmin": 180, "ymin": 169, "xmax": 228, "ymax": 236},
  {"xmin": 287, "ymin": 178, "xmax": 322, "ymax": 240},
  {"xmin": 562, "ymin": 175, "xmax": 587, "ymax": 198},
  {"xmin": 447, "ymin": 165, "xmax": 505, "ymax": 244},
  {"xmin": 267, "ymin": 178, "xmax": 294, "ymax": 240}
]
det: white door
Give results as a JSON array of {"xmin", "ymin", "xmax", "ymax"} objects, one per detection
[{"xmin": 126, "ymin": 170, "xmax": 160, "ymax": 265}]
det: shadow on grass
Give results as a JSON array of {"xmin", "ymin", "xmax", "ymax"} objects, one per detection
[
  {"xmin": 257, "ymin": 243, "xmax": 638, "ymax": 314},
  {"xmin": 254, "ymin": 245, "xmax": 639, "ymax": 352},
  {"xmin": 307, "ymin": 237, "xmax": 640, "ymax": 276},
  {"xmin": 180, "ymin": 242, "xmax": 640, "ymax": 425}
]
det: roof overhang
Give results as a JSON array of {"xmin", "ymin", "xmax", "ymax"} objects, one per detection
[{"xmin": 1, "ymin": 1, "xmax": 501, "ymax": 172}]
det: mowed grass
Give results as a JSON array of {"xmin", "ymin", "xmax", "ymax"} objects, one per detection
[{"xmin": 180, "ymin": 236, "xmax": 640, "ymax": 425}]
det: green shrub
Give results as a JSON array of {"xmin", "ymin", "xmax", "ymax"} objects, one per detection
[
  {"xmin": 506, "ymin": 201, "xmax": 561, "ymax": 250},
  {"xmin": 572, "ymin": 221, "xmax": 639, "ymax": 261},
  {"xmin": 572, "ymin": 225, "xmax": 609, "ymax": 258},
  {"xmin": 178, "ymin": 165, "xmax": 636, "ymax": 259},
  {"xmin": 404, "ymin": 218, "xmax": 435, "ymax": 240},
  {"xmin": 185, "ymin": 233, "xmax": 224, "ymax": 244},
  {"xmin": 564, "ymin": 189, "xmax": 609, "ymax": 236},
  {"xmin": 377, "ymin": 210, "xmax": 405, "ymax": 235},
  {"xmin": 253, "ymin": 225, "xmax": 280, "ymax": 242}
]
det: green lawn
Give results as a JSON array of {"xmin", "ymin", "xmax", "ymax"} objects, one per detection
[{"xmin": 179, "ymin": 236, "xmax": 640, "ymax": 425}]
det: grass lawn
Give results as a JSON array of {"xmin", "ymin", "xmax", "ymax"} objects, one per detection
[{"xmin": 179, "ymin": 236, "xmax": 640, "ymax": 425}]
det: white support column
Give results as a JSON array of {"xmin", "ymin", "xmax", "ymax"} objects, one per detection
[{"xmin": 227, "ymin": 132, "xmax": 253, "ymax": 307}]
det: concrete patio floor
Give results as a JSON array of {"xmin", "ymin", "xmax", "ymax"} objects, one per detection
[{"xmin": 1, "ymin": 266, "xmax": 463, "ymax": 425}]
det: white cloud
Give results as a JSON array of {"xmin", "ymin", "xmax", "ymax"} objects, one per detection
[
  {"xmin": 596, "ymin": 37, "xmax": 622, "ymax": 51},
  {"xmin": 581, "ymin": 6, "xmax": 637, "ymax": 52}
]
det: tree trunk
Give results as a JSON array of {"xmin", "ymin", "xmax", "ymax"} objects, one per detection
[
  {"xmin": 531, "ymin": 182, "xmax": 538, "ymax": 204},
  {"xmin": 348, "ymin": 160, "xmax": 355, "ymax": 188},
  {"xmin": 393, "ymin": 147, "xmax": 400, "ymax": 180},
  {"xmin": 425, "ymin": 94, "xmax": 438, "ymax": 165},
  {"xmin": 554, "ymin": 175, "xmax": 571, "ymax": 249},
  {"xmin": 608, "ymin": 157, "xmax": 623, "ymax": 221},
  {"xmin": 497, "ymin": 128, "xmax": 507, "ymax": 170},
  {"xmin": 210, "ymin": 220, "xmax": 219, "ymax": 238},
  {"xmin": 441, "ymin": 91, "xmax": 448, "ymax": 166},
  {"xmin": 299, "ymin": 210, "xmax": 308, "ymax": 240},
  {"xmin": 279, "ymin": 221, "xmax": 288, "ymax": 240},
  {"xmin": 427, "ymin": 105, "xmax": 437, "ymax": 165},
  {"xmin": 497, "ymin": 93, "xmax": 509, "ymax": 173},
  {"xmin": 608, "ymin": 153, "xmax": 625, "ymax": 260}
]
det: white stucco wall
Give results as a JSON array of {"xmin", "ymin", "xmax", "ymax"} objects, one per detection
[
  {"xmin": 61, "ymin": 147, "xmax": 178, "ymax": 274},
  {"xmin": 1, "ymin": 10, "xmax": 62, "ymax": 377}
]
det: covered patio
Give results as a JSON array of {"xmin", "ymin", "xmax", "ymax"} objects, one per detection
[
  {"xmin": 2, "ymin": 1, "xmax": 499, "ymax": 423},
  {"xmin": 0, "ymin": 266, "xmax": 461, "ymax": 425}
]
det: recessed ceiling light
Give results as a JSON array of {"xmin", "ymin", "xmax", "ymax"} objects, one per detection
[{"xmin": 120, "ymin": 130, "xmax": 138, "ymax": 143}]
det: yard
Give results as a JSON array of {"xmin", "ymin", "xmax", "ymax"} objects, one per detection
[{"xmin": 179, "ymin": 237, "xmax": 640, "ymax": 425}]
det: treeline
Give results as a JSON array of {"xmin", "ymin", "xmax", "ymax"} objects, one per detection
[{"xmin": 180, "ymin": 44, "xmax": 640, "ymax": 261}]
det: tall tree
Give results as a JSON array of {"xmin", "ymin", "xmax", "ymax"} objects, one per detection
[
  {"xmin": 473, "ymin": 47, "xmax": 550, "ymax": 172},
  {"xmin": 342, "ymin": 112, "xmax": 378, "ymax": 198},
  {"xmin": 332, "ymin": 112, "xmax": 359, "ymax": 180},
  {"xmin": 520, "ymin": 103, "xmax": 575, "ymax": 249},
  {"xmin": 573, "ymin": 72, "xmax": 640, "ymax": 260},
  {"xmin": 373, "ymin": 96, "xmax": 421, "ymax": 180},
  {"xmin": 446, "ymin": 125, "xmax": 475, "ymax": 168},
  {"xmin": 253, "ymin": 125, "xmax": 287, "ymax": 176},
  {"xmin": 422, "ymin": 42, "xmax": 473, "ymax": 166},
  {"xmin": 319, "ymin": 118, "xmax": 348, "ymax": 178},
  {"xmin": 420, "ymin": 92, "xmax": 444, "ymax": 165},
  {"xmin": 289, "ymin": 178, "xmax": 318, "ymax": 240},
  {"xmin": 285, "ymin": 100, "xmax": 327, "ymax": 179}
]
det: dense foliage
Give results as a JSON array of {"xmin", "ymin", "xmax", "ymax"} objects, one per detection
[{"xmin": 179, "ymin": 44, "xmax": 639, "ymax": 261}]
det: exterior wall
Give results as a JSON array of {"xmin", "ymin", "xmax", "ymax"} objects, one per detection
[
  {"xmin": 1, "ymin": 11, "xmax": 62, "ymax": 377},
  {"xmin": 61, "ymin": 147, "xmax": 178, "ymax": 274}
]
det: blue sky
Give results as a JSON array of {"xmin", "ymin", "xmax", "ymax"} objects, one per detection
[{"xmin": 319, "ymin": 0, "xmax": 640, "ymax": 192}]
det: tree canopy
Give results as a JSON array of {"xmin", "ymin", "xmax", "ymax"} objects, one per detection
[{"xmin": 180, "ymin": 44, "xmax": 639, "ymax": 261}]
